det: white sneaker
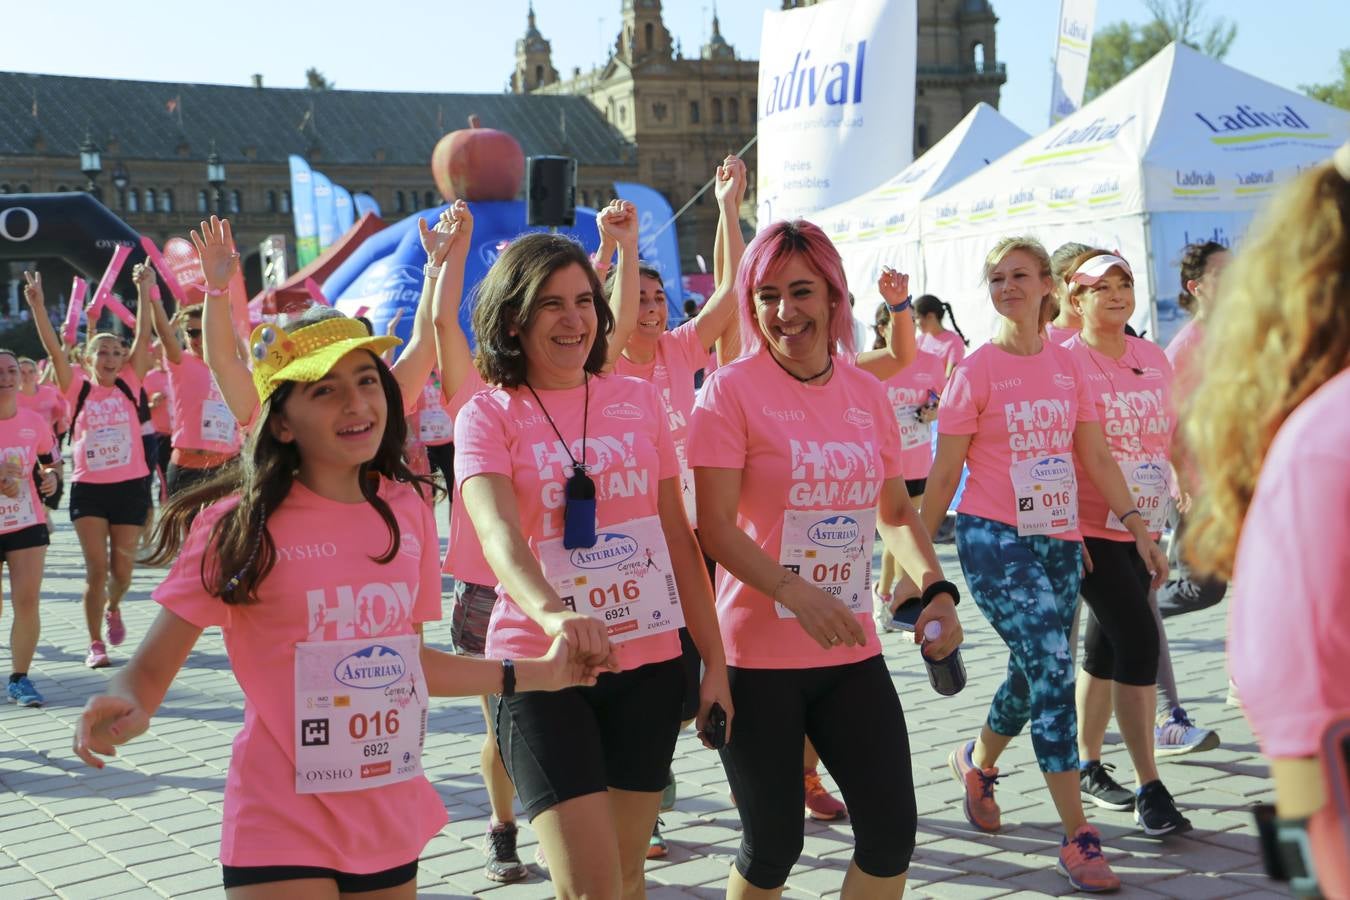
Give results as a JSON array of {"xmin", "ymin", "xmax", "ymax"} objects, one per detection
[
  {"xmin": 1155, "ymin": 707, "xmax": 1220, "ymax": 758},
  {"xmin": 873, "ymin": 586, "xmax": 899, "ymax": 633}
]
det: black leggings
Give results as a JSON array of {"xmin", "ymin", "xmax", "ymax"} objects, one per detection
[
  {"xmin": 719, "ymin": 655, "xmax": 916, "ymax": 888},
  {"xmin": 1079, "ymin": 537, "xmax": 1161, "ymax": 686}
]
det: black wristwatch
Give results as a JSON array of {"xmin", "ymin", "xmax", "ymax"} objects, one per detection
[{"xmin": 501, "ymin": 659, "xmax": 516, "ymax": 697}]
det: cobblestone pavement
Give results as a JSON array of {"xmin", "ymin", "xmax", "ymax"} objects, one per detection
[{"xmin": 0, "ymin": 506, "xmax": 1280, "ymax": 898}]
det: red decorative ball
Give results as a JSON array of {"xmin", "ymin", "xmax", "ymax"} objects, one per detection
[{"xmin": 431, "ymin": 114, "xmax": 525, "ymax": 203}]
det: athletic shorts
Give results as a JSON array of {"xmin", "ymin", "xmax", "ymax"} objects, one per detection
[
  {"xmin": 449, "ymin": 581, "xmax": 496, "ymax": 657},
  {"xmin": 904, "ymin": 478, "xmax": 927, "ymax": 498},
  {"xmin": 166, "ymin": 461, "xmax": 229, "ymax": 498},
  {"xmin": 69, "ymin": 479, "xmax": 152, "ymax": 526},
  {"xmin": 221, "ymin": 860, "xmax": 417, "ymax": 892},
  {"xmin": 0, "ymin": 524, "xmax": 49, "ymax": 558},
  {"xmin": 496, "ymin": 657, "xmax": 684, "ymax": 820}
]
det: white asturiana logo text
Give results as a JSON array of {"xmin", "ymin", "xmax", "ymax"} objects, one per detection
[
  {"xmin": 569, "ymin": 532, "xmax": 639, "ymax": 569},
  {"xmin": 602, "ymin": 401, "xmax": 644, "ymax": 421},
  {"xmin": 333, "ymin": 644, "xmax": 407, "ymax": 690},
  {"xmin": 1053, "ymin": 374, "xmax": 1076, "ymax": 391},
  {"xmin": 806, "ymin": 514, "xmax": 860, "ymax": 548}
]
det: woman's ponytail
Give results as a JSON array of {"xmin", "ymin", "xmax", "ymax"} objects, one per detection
[{"xmin": 944, "ymin": 302, "xmax": 969, "ymax": 346}]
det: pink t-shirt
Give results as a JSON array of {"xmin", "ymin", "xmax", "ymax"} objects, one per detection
[
  {"xmin": 614, "ymin": 321, "xmax": 706, "ymax": 521},
  {"xmin": 17, "ymin": 384, "xmax": 69, "ymax": 435},
  {"xmin": 153, "ymin": 479, "xmax": 446, "ymax": 871},
  {"xmin": 167, "ymin": 353, "xmax": 243, "ymax": 455},
  {"xmin": 687, "ymin": 352, "xmax": 898, "ymax": 670},
  {"xmin": 1164, "ymin": 318, "xmax": 1205, "ymax": 400},
  {"xmin": 1046, "ymin": 324, "xmax": 1079, "ymax": 346},
  {"xmin": 0, "ymin": 408, "xmax": 55, "ymax": 532},
  {"xmin": 1064, "ymin": 335, "xmax": 1175, "ymax": 541},
  {"xmin": 63, "ymin": 370, "xmax": 149, "ymax": 484},
  {"xmin": 142, "ymin": 369, "xmax": 172, "ymax": 435},
  {"xmin": 938, "ymin": 342, "xmax": 1097, "ymax": 541},
  {"xmin": 917, "ymin": 330, "xmax": 966, "ymax": 375},
  {"xmin": 1230, "ymin": 367, "xmax": 1350, "ymax": 757},
  {"xmin": 454, "ymin": 373, "xmax": 681, "ymax": 671},
  {"xmin": 881, "ymin": 350, "xmax": 946, "ymax": 481},
  {"xmin": 441, "ymin": 369, "xmax": 495, "ymax": 587}
]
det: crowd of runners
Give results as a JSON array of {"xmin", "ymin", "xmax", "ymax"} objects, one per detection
[{"xmin": 0, "ymin": 142, "xmax": 1343, "ymax": 898}]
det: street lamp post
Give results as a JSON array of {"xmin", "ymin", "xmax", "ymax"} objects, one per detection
[
  {"xmin": 111, "ymin": 163, "xmax": 130, "ymax": 212},
  {"xmin": 206, "ymin": 142, "xmax": 226, "ymax": 216},
  {"xmin": 79, "ymin": 131, "xmax": 102, "ymax": 199}
]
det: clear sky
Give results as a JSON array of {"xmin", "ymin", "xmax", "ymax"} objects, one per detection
[{"xmin": 5, "ymin": 0, "xmax": 1344, "ymax": 137}]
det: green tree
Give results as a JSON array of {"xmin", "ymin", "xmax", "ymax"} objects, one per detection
[
  {"xmin": 1302, "ymin": 49, "xmax": 1350, "ymax": 109},
  {"xmin": 1085, "ymin": 0, "xmax": 1236, "ymax": 101},
  {"xmin": 305, "ymin": 67, "xmax": 333, "ymax": 90}
]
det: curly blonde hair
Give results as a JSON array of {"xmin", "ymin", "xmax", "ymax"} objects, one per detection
[{"xmin": 1182, "ymin": 160, "xmax": 1350, "ymax": 580}]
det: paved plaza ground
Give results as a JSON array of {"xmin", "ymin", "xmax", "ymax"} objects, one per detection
[{"xmin": 0, "ymin": 504, "xmax": 1281, "ymax": 898}]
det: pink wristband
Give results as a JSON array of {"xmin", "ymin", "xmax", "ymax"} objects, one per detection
[{"xmin": 204, "ymin": 285, "xmax": 230, "ymax": 297}]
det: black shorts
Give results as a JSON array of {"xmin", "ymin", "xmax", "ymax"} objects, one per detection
[
  {"xmin": 677, "ymin": 626, "xmax": 702, "ymax": 722},
  {"xmin": 221, "ymin": 859, "xmax": 417, "ymax": 892},
  {"xmin": 496, "ymin": 656, "xmax": 684, "ymax": 820},
  {"xmin": 166, "ymin": 461, "xmax": 229, "ymax": 498},
  {"xmin": 69, "ymin": 479, "xmax": 152, "ymax": 526},
  {"xmin": 904, "ymin": 477, "xmax": 927, "ymax": 498},
  {"xmin": 0, "ymin": 524, "xmax": 50, "ymax": 558}
]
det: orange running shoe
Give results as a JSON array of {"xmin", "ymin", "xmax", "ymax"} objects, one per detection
[
  {"xmin": 948, "ymin": 740, "xmax": 1001, "ymax": 832},
  {"xmin": 803, "ymin": 768, "xmax": 847, "ymax": 821},
  {"xmin": 1058, "ymin": 824, "xmax": 1121, "ymax": 893}
]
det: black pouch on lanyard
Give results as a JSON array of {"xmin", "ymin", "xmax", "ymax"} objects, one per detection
[{"xmin": 563, "ymin": 468, "xmax": 597, "ymax": 549}]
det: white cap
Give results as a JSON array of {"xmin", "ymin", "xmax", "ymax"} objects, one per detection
[{"xmin": 1069, "ymin": 253, "xmax": 1133, "ymax": 286}]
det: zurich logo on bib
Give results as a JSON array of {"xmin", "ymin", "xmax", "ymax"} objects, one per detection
[
  {"xmin": 333, "ymin": 644, "xmax": 408, "ymax": 690},
  {"xmin": 569, "ymin": 532, "xmax": 640, "ymax": 570},
  {"xmin": 1031, "ymin": 457, "xmax": 1073, "ymax": 481},
  {"xmin": 806, "ymin": 515, "xmax": 861, "ymax": 549}
]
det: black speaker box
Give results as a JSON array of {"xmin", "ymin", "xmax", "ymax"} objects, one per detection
[{"xmin": 526, "ymin": 155, "xmax": 577, "ymax": 227}]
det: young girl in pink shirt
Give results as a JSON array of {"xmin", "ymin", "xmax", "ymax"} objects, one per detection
[
  {"xmin": 72, "ymin": 301, "xmax": 604, "ymax": 897},
  {"xmin": 456, "ymin": 230, "xmax": 730, "ymax": 899},
  {"xmin": 24, "ymin": 265, "xmax": 161, "ymax": 668},
  {"xmin": 921, "ymin": 237, "xmax": 1168, "ymax": 893},
  {"xmin": 914, "ymin": 294, "xmax": 968, "ymax": 377}
]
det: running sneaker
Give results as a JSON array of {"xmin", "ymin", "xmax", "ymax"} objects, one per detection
[
  {"xmin": 660, "ymin": 769, "xmax": 677, "ymax": 812},
  {"xmin": 890, "ymin": 596, "xmax": 923, "ymax": 633},
  {"xmin": 1226, "ymin": 679, "xmax": 1242, "ymax": 708},
  {"xmin": 873, "ymin": 586, "xmax": 900, "ymax": 633},
  {"xmin": 803, "ymin": 768, "xmax": 847, "ymax": 821},
  {"xmin": 6, "ymin": 676, "xmax": 44, "ymax": 708},
  {"xmin": 1080, "ymin": 761, "xmax": 1135, "ymax": 811},
  {"xmin": 1057, "ymin": 824, "xmax": 1121, "ymax": 893},
  {"xmin": 86, "ymin": 641, "xmax": 110, "ymax": 669},
  {"xmin": 482, "ymin": 821, "xmax": 527, "ymax": 883},
  {"xmin": 1154, "ymin": 707, "xmax": 1220, "ymax": 757},
  {"xmin": 948, "ymin": 740, "xmax": 1001, "ymax": 832},
  {"xmin": 105, "ymin": 607, "xmax": 126, "ymax": 647},
  {"xmin": 646, "ymin": 817, "xmax": 669, "ymax": 860},
  {"xmin": 1134, "ymin": 781, "xmax": 1192, "ymax": 837},
  {"xmin": 1157, "ymin": 576, "xmax": 1224, "ymax": 619}
]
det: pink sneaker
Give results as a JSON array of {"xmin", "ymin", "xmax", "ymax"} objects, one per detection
[
  {"xmin": 804, "ymin": 768, "xmax": 847, "ymax": 821},
  {"xmin": 1058, "ymin": 824, "xmax": 1121, "ymax": 893},
  {"xmin": 86, "ymin": 641, "xmax": 110, "ymax": 669},
  {"xmin": 105, "ymin": 608, "xmax": 126, "ymax": 647},
  {"xmin": 949, "ymin": 740, "xmax": 1001, "ymax": 832}
]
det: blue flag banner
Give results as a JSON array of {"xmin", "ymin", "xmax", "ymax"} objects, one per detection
[
  {"xmin": 353, "ymin": 193, "xmax": 382, "ymax": 219},
  {"xmin": 334, "ymin": 185, "xmax": 355, "ymax": 234},
  {"xmin": 613, "ymin": 182, "xmax": 685, "ymax": 323},
  {"xmin": 288, "ymin": 155, "xmax": 320, "ymax": 266},
  {"xmin": 313, "ymin": 172, "xmax": 338, "ymax": 252},
  {"xmin": 325, "ymin": 201, "xmax": 600, "ymax": 353}
]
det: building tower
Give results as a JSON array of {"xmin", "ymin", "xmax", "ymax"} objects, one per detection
[
  {"xmin": 511, "ymin": 2, "xmax": 559, "ymax": 94},
  {"xmin": 618, "ymin": 0, "xmax": 674, "ymax": 65},
  {"xmin": 702, "ymin": 3, "xmax": 735, "ymax": 61}
]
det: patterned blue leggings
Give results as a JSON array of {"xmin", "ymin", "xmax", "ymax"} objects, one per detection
[{"xmin": 955, "ymin": 514, "xmax": 1082, "ymax": 774}]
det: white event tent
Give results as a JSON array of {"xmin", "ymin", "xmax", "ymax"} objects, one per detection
[
  {"xmin": 915, "ymin": 42, "xmax": 1350, "ymax": 347},
  {"xmin": 811, "ymin": 102, "xmax": 1029, "ymax": 340}
]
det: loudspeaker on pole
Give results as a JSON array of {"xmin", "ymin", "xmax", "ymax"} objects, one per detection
[{"xmin": 526, "ymin": 156, "xmax": 577, "ymax": 228}]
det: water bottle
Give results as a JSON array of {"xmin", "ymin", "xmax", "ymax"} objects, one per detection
[{"xmin": 921, "ymin": 620, "xmax": 966, "ymax": 696}]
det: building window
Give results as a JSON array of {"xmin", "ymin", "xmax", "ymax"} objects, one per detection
[
  {"xmin": 160, "ymin": 189, "xmax": 174, "ymax": 213},
  {"xmin": 229, "ymin": 190, "xmax": 242, "ymax": 214},
  {"xmin": 728, "ymin": 98, "xmax": 739, "ymax": 124},
  {"xmin": 689, "ymin": 100, "xmax": 700, "ymax": 124},
  {"xmin": 424, "ymin": 191, "xmax": 436, "ymax": 208},
  {"xmin": 619, "ymin": 104, "xmax": 627, "ymax": 124},
  {"xmin": 0, "ymin": 184, "xmax": 8, "ymax": 194},
  {"xmin": 652, "ymin": 102, "xmax": 667, "ymax": 122},
  {"xmin": 645, "ymin": 22, "xmax": 653, "ymax": 51},
  {"xmin": 267, "ymin": 190, "xmax": 278, "ymax": 213},
  {"xmin": 972, "ymin": 41, "xmax": 986, "ymax": 72},
  {"xmin": 917, "ymin": 123, "xmax": 930, "ymax": 148},
  {"xmin": 127, "ymin": 190, "xmax": 139, "ymax": 213},
  {"xmin": 17, "ymin": 184, "xmax": 29, "ymax": 193},
  {"xmin": 57, "ymin": 184, "xmax": 68, "ymax": 192},
  {"xmin": 282, "ymin": 190, "xmax": 292, "ymax": 214},
  {"xmin": 712, "ymin": 98, "xmax": 723, "ymax": 124},
  {"xmin": 535, "ymin": 64, "xmax": 544, "ymax": 87},
  {"xmin": 197, "ymin": 190, "xmax": 209, "ymax": 212},
  {"xmin": 395, "ymin": 191, "xmax": 406, "ymax": 213},
  {"xmin": 144, "ymin": 188, "xmax": 157, "ymax": 210}
]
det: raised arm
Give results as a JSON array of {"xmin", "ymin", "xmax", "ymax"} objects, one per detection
[
  {"xmin": 694, "ymin": 156, "xmax": 748, "ymax": 354},
  {"xmin": 428, "ymin": 203, "xmax": 476, "ymax": 399},
  {"xmin": 855, "ymin": 267, "xmax": 917, "ymax": 380},
  {"xmin": 599, "ymin": 200, "xmax": 641, "ymax": 365},
  {"xmin": 126, "ymin": 264, "xmax": 156, "ymax": 379},
  {"xmin": 22, "ymin": 271, "xmax": 74, "ymax": 394},
  {"xmin": 147, "ymin": 280, "xmax": 183, "ymax": 366},
  {"xmin": 193, "ymin": 218, "xmax": 260, "ymax": 424}
]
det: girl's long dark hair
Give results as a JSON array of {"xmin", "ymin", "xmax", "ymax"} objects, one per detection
[{"xmin": 143, "ymin": 345, "xmax": 435, "ymax": 605}]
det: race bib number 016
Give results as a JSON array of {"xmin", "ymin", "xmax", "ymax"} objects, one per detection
[
  {"xmin": 776, "ymin": 508, "xmax": 875, "ymax": 619},
  {"xmin": 201, "ymin": 398, "xmax": 238, "ymax": 446},
  {"xmin": 1010, "ymin": 454, "xmax": 1079, "ymax": 536},
  {"xmin": 294, "ymin": 634, "xmax": 427, "ymax": 795},
  {"xmin": 1107, "ymin": 458, "xmax": 1170, "ymax": 533},
  {"xmin": 538, "ymin": 515, "xmax": 685, "ymax": 642},
  {"xmin": 86, "ymin": 423, "xmax": 132, "ymax": 471}
]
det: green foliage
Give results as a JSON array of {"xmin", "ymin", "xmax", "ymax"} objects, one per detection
[
  {"xmin": 1085, "ymin": 0, "xmax": 1236, "ymax": 101},
  {"xmin": 1302, "ymin": 49, "xmax": 1350, "ymax": 109},
  {"xmin": 305, "ymin": 68, "xmax": 333, "ymax": 91}
]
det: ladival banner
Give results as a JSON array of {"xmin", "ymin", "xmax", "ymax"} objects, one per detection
[
  {"xmin": 755, "ymin": 0, "xmax": 916, "ymax": 226},
  {"xmin": 288, "ymin": 155, "xmax": 320, "ymax": 267},
  {"xmin": 1050, "ymin": 0, "xmax": 1096, "ymax": 125}
]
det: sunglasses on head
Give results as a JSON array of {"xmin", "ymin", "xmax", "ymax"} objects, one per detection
[{"xmin": 185, "ymin": 328, "xmax": 203, "ymax": 339}]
